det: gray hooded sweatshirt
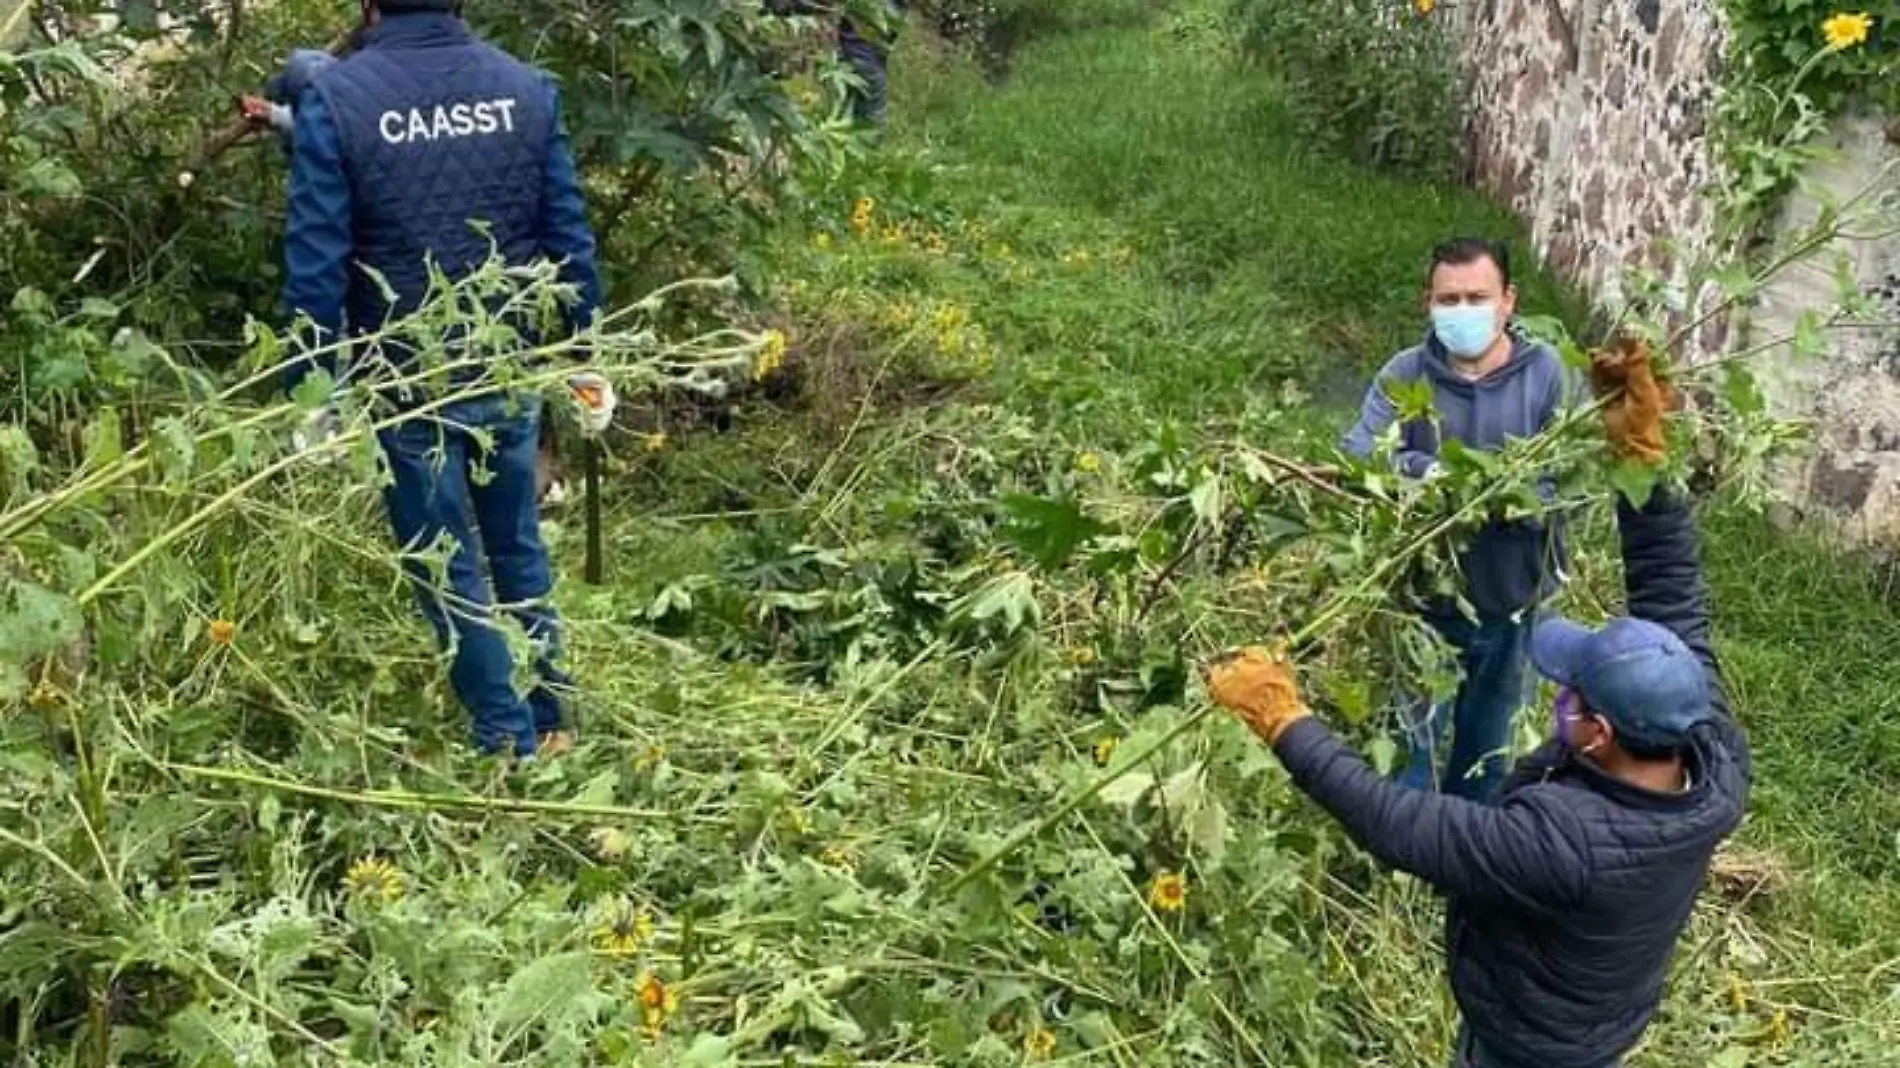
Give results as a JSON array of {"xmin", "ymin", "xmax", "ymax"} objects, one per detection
[{"xmin": 1342, "ymin": 331, "xmax": 1570, "ymax": 621}]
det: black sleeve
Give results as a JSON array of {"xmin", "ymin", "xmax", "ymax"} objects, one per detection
[
  {"xmin": 1273, "ymin": 719, "xmax": 1592, "ymax": 914},
  {"xmin": 1616, "ymin": 484, "xmax": 1751, "ymax": 775}
]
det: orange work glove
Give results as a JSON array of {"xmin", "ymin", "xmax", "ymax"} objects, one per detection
[
  {"xmin": 1588, "ymin": 332, "xmax": 1677, "ymax": 466},
  {"xmin": 1205, "ymin": 646, "xmax": 1310, "ymax": 746}
]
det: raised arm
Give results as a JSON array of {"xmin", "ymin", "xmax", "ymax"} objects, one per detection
[{"xmin": 1590, "ymin": 336, "xmax": 1746, "ymax": 775}]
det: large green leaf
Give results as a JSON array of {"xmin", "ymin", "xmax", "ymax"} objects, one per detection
[
  {"xmin": 998, "ymin": 494, "xmax": 1107, "ymax": 571},
  {"xmin": 492, "ymin": 951, "xmax": 601, "ymax": 1035}
]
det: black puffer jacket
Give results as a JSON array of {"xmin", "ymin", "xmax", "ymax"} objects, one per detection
[{"xmin": 1272, "ymin": 486, "xmax": 1751, "ymax": 1068}]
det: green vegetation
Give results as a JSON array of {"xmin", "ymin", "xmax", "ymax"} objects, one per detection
[
  {"xmin": 1230, "ymin": 0, "xmax": 1462, "ymax": 180},
  {"xmin": 1711, "ymin": 3, "xmax": 1893, "ymax": 239},
  {"xmin": 3, "ymin": 1, "xmax": 1898, "ymax": 1065}
]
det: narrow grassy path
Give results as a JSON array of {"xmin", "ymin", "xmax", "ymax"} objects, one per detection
[{"xmin": 886, "ymin": 12, "xmax": 1576, "ymax": 434}]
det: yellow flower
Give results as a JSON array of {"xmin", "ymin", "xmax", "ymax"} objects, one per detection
[
  {"xmin": 637, "ymin": 973, "xmax": 679, "ymax": 1037},
  {"xmin": 207, "ymin": 619, "xmax": 237, "ymax": 646},
  {"xmin": 880, "ymin": 225, "xmax": 905, "ymax": 244},
  {"xmin": 922, "ymin": 231, "xmax": 949, "ymax": 255},
  {"xmin": 342, "ymin": 856, "xmax": 405, "ymax": 904},
  {"xmin": 1074, "ymin": 451, "xmax": 1100, "ymax": 474},
  {"xmin": 27, "ymin": 680, "xmax": 64, "ymax": 711},
  {"xmin": 1092, "ymin": 735, "xmax": 1118, "ymax": 766},
  {"xmin": 1024, "ymin": 1026, "xmax": 1056, "ymax": 1061},
  {"xmin": 590, "ymin": 826, "xmax": 633, "ymax": 861},
  {"xmin": 1413, "ymin": 0, "xmax": 1436, "ymax": 14},
  {"xmin": 930, "ymin": 304, "xmax": 969, "ymax": 331},
  {"xmin": 753, "ymin": 329, "xmax": 788, "ymax": 381},
  {"xmin": 1822, "ymin": 11, "xmax": 1872, "ymax": 50},
  {"xmin": 637, "ymin": 743, "xmax": 666, "ymax": 771},
  {"xmin": 1068, "ymin": 645, "xmax": 1098, "ymax": 667},
  {"xmin": 641, "ymin": 431, "xmax": 668, "ymax": 453},
  {"xmin": 812, "ymin": 231, "xmax": 833, "ymax": 250},
  {"xmin": 883, "ymin": 300, "xmax": 918, "ymax": 328},
  {"xmin": 850, "ymin": 196, "xmax": 876, "ymax": 237},
  {"xmin": 819, "ymin": 844, "xmax": 858, "ymax": 874},
  {"xmin": 593, "ymin": 897, "xmax": 656, "ymax": 957},
  {"xmin": 1148, "ymin": 871, "xmax": 1187, "ymax": 913}
]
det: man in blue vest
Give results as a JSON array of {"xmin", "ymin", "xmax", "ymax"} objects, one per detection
[{"xmin": 279, "ymin": 0, "xmax": 611, "ymax": 761}]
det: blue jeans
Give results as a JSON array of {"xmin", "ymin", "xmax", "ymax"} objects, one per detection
[
  {"xmin": 1398, "ymin": 613, "xmax": 1531, "ymax": 803},
  {"xmin": 840, "ymin": 13, "xmax": 894, "ymax": 127},
  {"xmin": 377, "ymin": 394, "xmax": 570, "ymax": 757}
]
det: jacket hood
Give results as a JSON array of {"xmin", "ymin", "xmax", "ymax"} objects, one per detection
[{"xmin": 1419, "ymin": 326, "xmax": 1551, "ymax": 396}]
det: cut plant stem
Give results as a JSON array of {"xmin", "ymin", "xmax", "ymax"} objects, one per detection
[
  {"xmin": 943, "ymin": 396, "xmax": 1613, "ymax": 895},
  {"xmin": 165, "ymin": 762, "xmax": 708, "ymax": 822}
]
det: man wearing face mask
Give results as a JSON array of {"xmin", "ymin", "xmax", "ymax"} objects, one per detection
[
  {"xmin": 1342, "ymin": 237, "xmax": 1570, "ymax": 802},
  {"xmin": 1210, "ymin": 335, "xmax": 1750, "ymax": 1068}
]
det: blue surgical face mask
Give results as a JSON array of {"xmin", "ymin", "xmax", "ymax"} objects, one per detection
[{"xmin": 1431, "ymin": 303, "xmax": 1499, "ymax": 359}]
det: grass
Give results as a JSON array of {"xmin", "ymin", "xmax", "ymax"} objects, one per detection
[{"xmin": 887, "ymin": 11, "xmax": 1578, "ymax": 426}]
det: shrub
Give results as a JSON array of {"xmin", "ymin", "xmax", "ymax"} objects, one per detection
[
  {"xmin": 1232, "ymin": 0, "xmax": 1463, "ymax": 181},
  {"xmin": 0, "ymin": 0, "xmax": 852, "ymax": 419}
]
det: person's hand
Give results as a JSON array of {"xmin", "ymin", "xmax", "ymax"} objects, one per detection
[
  {"xmin": 1205, "ymin": 646, "xmax": 1310, "ymax": 746},
  {"xmin": 569, "ymin": 372, "xmax": 617, "ymax": 436},
  {"xmin": 239, "ymin": 95, "xmax": 277, "ymax": 128},
  {"xmin": 1588, "ymin": 332, "xmax": 1676, "ymax": 466},
  {"xmin": 290, "ymin": 405, "xmax": 341, "ymax": 464}
]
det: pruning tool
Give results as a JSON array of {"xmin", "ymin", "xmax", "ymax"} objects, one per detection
[
  {"xmin": 571, "ymin": 381, "xmax": 607, "ymax": 586},
  {"xmin": 188, "ymin": 27, "xmax": 355, "ymax": 173}
]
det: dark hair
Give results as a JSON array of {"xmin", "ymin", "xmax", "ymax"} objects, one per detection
[{"xmin": 1427, "ymin": 237, "xmax": 1512, "ymax": 290}]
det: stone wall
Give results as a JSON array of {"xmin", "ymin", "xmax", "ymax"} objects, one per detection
[
  {"xmin": 1750, "ymin": 116, "xmax": 1900, "ymax": 541},
  {"xmin": 1454, "ymin": 0, "xmax": 1728, "ymax": 328},
  {"xmin": 1452, "ymin": 0, "xmax": 1900, "ymax": 542}
]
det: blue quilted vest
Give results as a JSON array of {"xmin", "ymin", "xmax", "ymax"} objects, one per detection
[{"xmin": 312, "ymin": 14, "xmax": 554, "ymax": 340}]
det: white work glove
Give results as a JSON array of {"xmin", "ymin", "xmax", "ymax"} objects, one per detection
[
  {"xmin": 290, "ymin": 406, "xmax": 341, "ymax": 463},
  {"xmin": 568, "ymin": 372, "xmax": 617, "ymax": 437}
]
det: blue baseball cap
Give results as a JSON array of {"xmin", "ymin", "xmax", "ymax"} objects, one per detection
[{"xmin": 1530, "ymin": 616, "xmax": 1711, "ymax": 748}]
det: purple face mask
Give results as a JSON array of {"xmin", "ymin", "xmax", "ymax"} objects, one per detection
[{"xmin": 1553, "ymin": 686, "xmax": 1583, "ymax": 745}]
